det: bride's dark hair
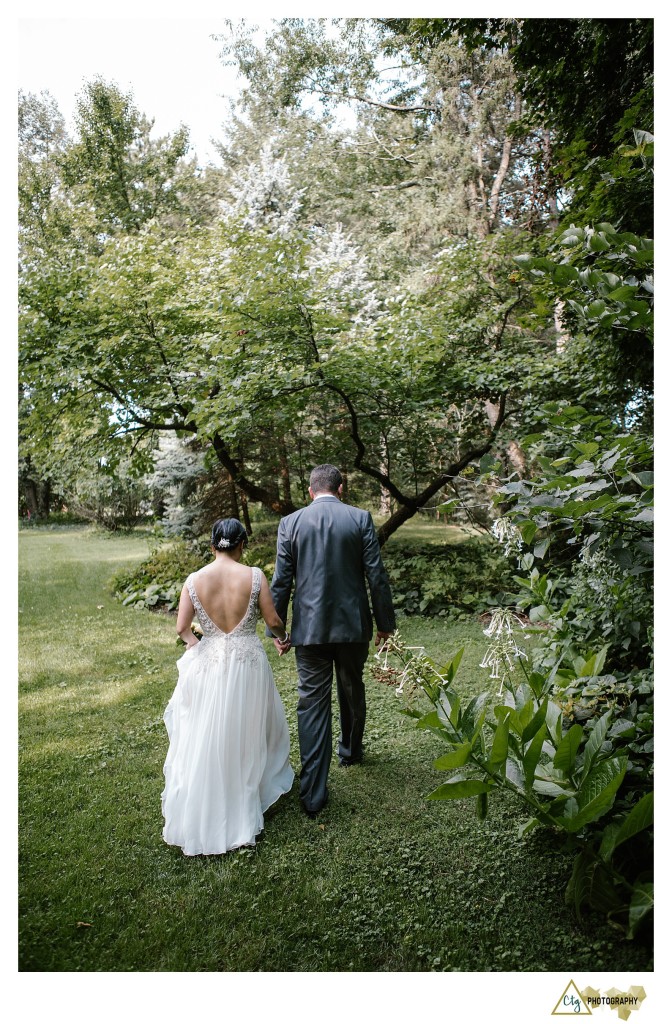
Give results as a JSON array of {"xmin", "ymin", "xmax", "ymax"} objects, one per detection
[{"xmin": 211, "ymin": 518, "xmax": 248, "ymax": 552}]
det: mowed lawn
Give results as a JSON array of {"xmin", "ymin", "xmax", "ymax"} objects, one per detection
[{"xmin": 18, "ymin": 528, "xmax": 653, "ymax": 972}]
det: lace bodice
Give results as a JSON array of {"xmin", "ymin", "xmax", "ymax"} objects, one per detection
[{"xmin": 184, "ymin": 566, "xmax": 265, "ymax": 666}]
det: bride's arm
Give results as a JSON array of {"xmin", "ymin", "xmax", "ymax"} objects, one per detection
[
  {"xmin": 176, "ymin": 584, "xmax": 199, "ymax": 649},
  {"xmin": 258, "ymin": 574, "xmax": 290, "ymax": 646}
]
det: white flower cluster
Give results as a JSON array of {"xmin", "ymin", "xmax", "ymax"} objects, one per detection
[
  {"xmin": 223, "ymin": 141, "xmax": 305, "ymax": 238},
  {"xmin": 216, "ymin": 538, "xmax": 232, "ymax": 550},
  {"xmin": 574, "ymin": 547, "xmax": 616, "ymax": 606},
  {"xmin": 491, "ymin": 517, "xmax": 524, "ymax": 557},
  {"xmin": 307, "ymin": 224, "xmax": 382, "ymax": 327},
  {"xmin": 479, "ymin": 608, "xmax": 529, "ymax": 695},
  {"xmin": 372, "ymin": 630, "xmax": 441, "ymax": 702}
]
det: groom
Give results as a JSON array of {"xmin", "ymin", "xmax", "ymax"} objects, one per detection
[{"xmin": 269, "ymin": 464, "xmax": 396, "ymax": 818}]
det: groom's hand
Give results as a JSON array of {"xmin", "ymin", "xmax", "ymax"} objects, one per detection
[
  {"xmin": 274, "ymin": 636, "xmax": 291, "ymax": 656},
  {"xmin": 375, "ymin": 630, "xmax": 393, "ymax": 648}
]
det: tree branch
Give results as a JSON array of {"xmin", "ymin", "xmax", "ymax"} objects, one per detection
[
  {"xmin": 319, "ymin": 380, "xmax": 414, "ymax": 506},
  {"xmin": 309, "ymin": 82, "xmax": 438, "ymax": 114},
  {"xmin": 88, "ymin": 377, "xmax": 191, "ymax": 432},
  {"xmin": 365, "ymin": 179, "xmax": 428, "ymax": 194},
  {"xmin": 210, "ymin": 433, "xmax": 297, "ymax": 516},
  {"xmin": 371, "ymin": 128, "xmax": 416, "ymax": 166},
  {"xmin": 488, "ymin": 93, "xmax": 522, "ymax": 229},
  {"xmin": 376, "ymin": 394, "xmax": 508, "ymax": 545}
]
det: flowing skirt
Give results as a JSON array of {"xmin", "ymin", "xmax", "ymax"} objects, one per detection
[{"xmin": 161, "ymin": 637, "xmax": 294, "ymax": 855}]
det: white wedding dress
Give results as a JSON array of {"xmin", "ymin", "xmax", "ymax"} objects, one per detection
[{"xmin": 162, "ymin": 566, "xmax": 294, "ymax": 855}]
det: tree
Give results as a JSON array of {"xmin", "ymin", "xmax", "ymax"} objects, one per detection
[
  {"xmin": 215, "ymin": 18, "xmax": 550, "ymax": 262},
  {"xmin": 20, "ymin": 23, "xmax": 652, "ymax": 545},
  {"xmin": 18, "ymin": 81, "xmax": 223, "ymax": 517},
  {"xmin": 21, "ymin": 196, "xmax": 548, "ymax": 540},
  {"xmin": 432, "ymin": 17, "xmax": 653, "ymax": 233}
]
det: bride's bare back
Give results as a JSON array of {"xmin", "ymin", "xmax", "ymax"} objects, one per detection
[
  {"xmin": 176, "ymin": 553, "xmax": 285, "ymax": 644},
  {"xmin": 191, "ymin": 561, "xmax": 255, "ymax": 634}
]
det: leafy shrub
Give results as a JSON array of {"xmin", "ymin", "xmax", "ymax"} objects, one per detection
[
  {"xmin": 376, "ymin": 632, "xmax": 653, "ymax": 941},
  {"xmin": 383, "ymin": 539, "xmax": 516, "ymax": 618},
  {"xmin": 445, "ymin": 395, "xmax": 654, "ymax": 941},
  {"xmin": 110, "ymin": 529, "xmax": 281, "ymax": 612},
  {"xmin": 498, "ymin": 406, "xmax": 653, "ymax": 677},
  {"xmin": 110, "ymin": 539, "xmax": 202, "ymax": 611}
]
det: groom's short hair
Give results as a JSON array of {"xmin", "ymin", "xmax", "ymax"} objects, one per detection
[{"xmin": 310, "ymin": 464, "xmax": 342, "ymax": 494}]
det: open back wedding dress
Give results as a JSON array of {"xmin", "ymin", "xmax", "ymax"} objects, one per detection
[{"xmin": 162, "ymin": 566, "xmax": 294, "ymax": 855}]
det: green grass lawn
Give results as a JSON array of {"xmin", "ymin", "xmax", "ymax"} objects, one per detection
[{"xmin": 18, "ymin": 527, "xmax": 653, "ymax": 972}]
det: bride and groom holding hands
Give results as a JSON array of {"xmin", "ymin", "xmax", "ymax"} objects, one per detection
[{"xmin": 161, "ymin": 464, "xmax": 396, "ymax": 855}]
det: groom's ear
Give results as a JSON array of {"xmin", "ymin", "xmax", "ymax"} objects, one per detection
[{"xmin": 337, "ymin": 484, "xmax": 343, "ymax": 497}]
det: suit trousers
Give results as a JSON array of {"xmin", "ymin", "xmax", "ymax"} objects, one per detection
[{"xmin": 294, "ymin": 642, "xmax": 369, "ymax": 814}]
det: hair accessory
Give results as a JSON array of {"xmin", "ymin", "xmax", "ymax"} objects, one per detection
[{"xmin": 217, "ymin": 538, "xmax": 232, "ymax": 549}]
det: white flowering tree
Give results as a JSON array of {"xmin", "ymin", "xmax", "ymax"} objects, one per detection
[
  {"xmin": 223, "ymin": 140, "xmax": 305, "ymax": 237},
  {"xmin": 307, "ymin": 224, "xmax": 381, "ymax": 326}
]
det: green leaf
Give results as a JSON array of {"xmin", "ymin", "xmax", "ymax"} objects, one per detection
[
  {"xmin": 627, "ymin": 882, "xmax": 653, "ymax": 938},
  {"xmin": 533, "ymin": 538, "xmax": 551, "ymax": 559},
  {"xmin": 553, "ymin": 724, "xmax": 584, "ymax": 775},
  {"xmin": 518, "ymin": 817, "xmax": 541, "ymax": 838},
  {"xmin": 588, "ymin": 233, "xmax": 611, "ymax": 252},
  {"xmin": 505, "ymin": 756, "xmax": 525, "ymax": 791},
  {"xmin": 521, "ymin": 700, "xmax": 548, "ymax": 743},
  {"xmin": 566, "ymin": 848, "xmax": 595, "ymax": 917},
  {"xmin": 567, "ymin": 756, "xmax": 627, "ymax": 831},
  {"xmin": 545, "ymin": 700, "xmax": 563, "ymax": 745},
  {"xmin": 488, "ymin": 714, "xmax": 510, "ymax": 773},
  {"xmin": 518, "ymin": 520, "xmax": 538, "ymax": 545},
  {"xmin": 442, "ymin": 647, "xmax": 464, "ymax": 683},
  {"xmin": 416, "ymin": 710, "xmax": 440, "ymax": 729},
  {"xmin": 629, "ymin": 470, "xmax": 654, "ymax": 489},
  {"xmin": 607, "ymin": 285, "xmax": 639, "ymax": 301},
  {"xmin": 523, "ymin": 724, "xmax": 547, "ymax": 790},
  {"xmin": 551, "ymin": 264, "xmax": 580, "ymax": 285},
  {"xmin": 462, "ymin": 692, "xmax": 489, "ymax": 735},
  {"xmin": 533, "ymin": 779, "xmax": 571, "ymax": 798},
  {"xmin": 426, "ymin": 779, "xmax": 491, "ymax": 800},
  {"xmin": 630, "ymin": 507, "xmax": 653, "ymax": 523},
  {"xmin": 581, "ymin": 710, "xmax": 612, "ymax": 779},
  {"xmin": 434, "ymin": 743, "xmax": 472, "ymax": 770},
  {"xmin": 599, "ymin": 791, "xmax": 653, "ymax": 859},
  {"xmin": 513, "ymin": 253, "xmax": 535, "ymax": 268},
  {"xmin": 479, "ymin": 454, "xmax": 501, "ymax": 475},
  {"xmin": 575, "ymin": 647, "xmax": 608, "ymax": 677}
]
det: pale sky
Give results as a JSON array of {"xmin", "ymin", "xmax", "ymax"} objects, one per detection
[
  {"xmin": 18, "ymin": 15, "xmax": 255, "ymax": 166},
  {"xmin": 16, "ymin": 1, "xmax": 649, "ymax": 168}
]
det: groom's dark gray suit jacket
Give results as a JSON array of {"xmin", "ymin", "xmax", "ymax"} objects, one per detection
[{"xmin": 270, "ymin": 495, "xmax": 396, "ymax": 645}]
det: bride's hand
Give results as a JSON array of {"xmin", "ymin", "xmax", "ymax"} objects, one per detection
[{"xmin": 273, "ymin": 635, "xmax": 291, "ymax": 656}]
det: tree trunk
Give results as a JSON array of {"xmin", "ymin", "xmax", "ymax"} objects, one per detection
[
  {"xmin": 485, "ymin": 399, "xmax": 525, "ymax": 476},
  {"xmin": 543, "ymin": 131, "xmax": 560, "ymax": 230},
  {"xmin": 225, "ymin": 472, "xmax": 240, "ymax": 520},
  {"xmin": 379, "ymin": 455, "xmax": 391, "ymax": 515},
  {"xmin": 488, "ymin": 94, "xmax": 522, "ymax": 231},
  {"xmin": 211, "ymin": 432, "xmax": 297, "ymax": 516},
  {"xmin": 240, "ymin": 489, "xmax": 252, "ymax": 535},
  {"xmin": 340, "ymin": 466, "xmax": 349, "ymax": 502},
  {"xmin": 279, "ymin": 437, "xmax": 292, "ymax": 505}
]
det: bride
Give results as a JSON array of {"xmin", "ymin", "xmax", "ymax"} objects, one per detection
[{"xmin": 162, "ymin": 518, "xmax": 294, "ymax": 855}]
